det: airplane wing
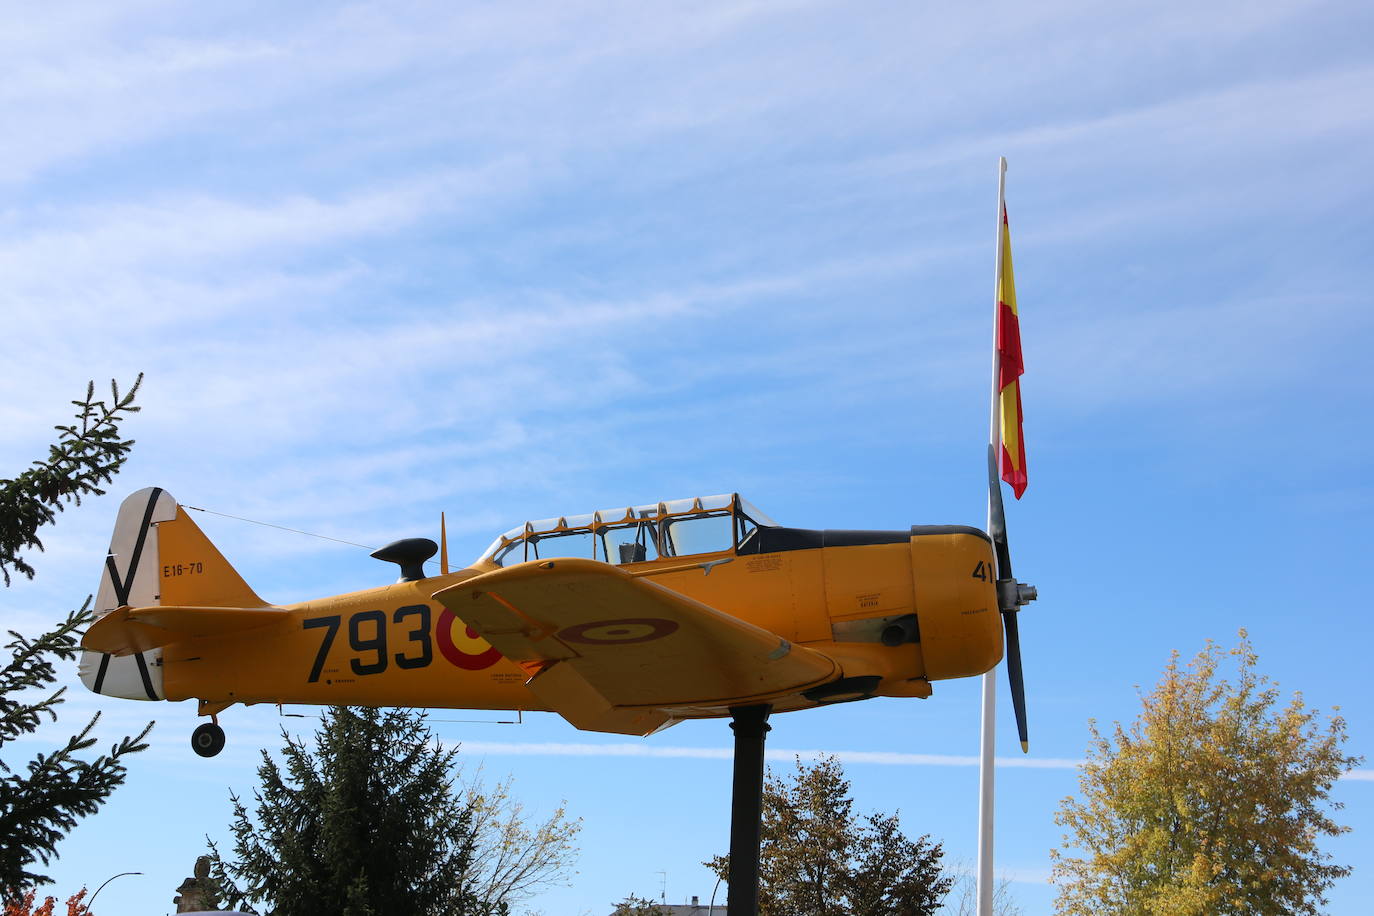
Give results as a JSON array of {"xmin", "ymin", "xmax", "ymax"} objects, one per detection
[
  {"xmin": 432, "ymin": 558, "xmax": 839, "ymax": 736},
  {"xmin": 82, "ymin": 605, "xmax": 292, "ymax": 656}
]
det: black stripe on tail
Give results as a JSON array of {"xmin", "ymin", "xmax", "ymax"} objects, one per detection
[
  {"xmin": 94, "ymin": 487, "xmax": 164, "ymax": 697},
  {"xmin": 105, "ymin": 486, "xmax": 163, "ymax": 606}
]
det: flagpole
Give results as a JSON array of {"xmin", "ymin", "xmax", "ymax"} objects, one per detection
[{"xmin": 976, "ymin": 156, "xmax": 1009, "ymax": 916}]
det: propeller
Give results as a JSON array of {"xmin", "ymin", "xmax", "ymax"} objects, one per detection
[{"xmin": 987, "ymin": 444, "xmax": 1038, "ymax": 752}]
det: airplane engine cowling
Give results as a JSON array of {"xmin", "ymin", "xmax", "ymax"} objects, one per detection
[{"xmin": 908, "ymin": 525, "xmax": 1002, "ymax": 681}]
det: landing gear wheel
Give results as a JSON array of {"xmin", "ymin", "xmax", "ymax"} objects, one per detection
[{"xmin": 192, "ymin": 722, "xmax": 226, "ymax": 758}]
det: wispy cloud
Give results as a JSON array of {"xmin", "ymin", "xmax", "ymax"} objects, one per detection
[
  {"xmin": 457, "ymin": 740, "xmax": 1083, "ymax": 769},
  {"xmin": 456, "ymin": 740, "xmax": 1374, "ymax": 783},
  {"xmin": 5, "ymin": 4, "xmax": 1374, "ymax": 909}
]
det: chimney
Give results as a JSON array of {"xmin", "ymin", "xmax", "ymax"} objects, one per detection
[{"xmin": 692, "ymin": 896, "xmax": 700, "ymax": 907}]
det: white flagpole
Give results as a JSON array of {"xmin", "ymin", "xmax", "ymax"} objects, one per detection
[{"xmin": 976, "ymin": 156, "xmax": 1009, "ymax": 916}]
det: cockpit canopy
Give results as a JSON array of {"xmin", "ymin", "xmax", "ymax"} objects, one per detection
[{"xmin": 479, "ymin": 494, "xmax": 778, "ymax": 568}]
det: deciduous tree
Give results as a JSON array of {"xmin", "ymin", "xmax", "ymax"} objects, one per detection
[
  {"xmin": 463, "ymin": 772, "xmax": 581, "ymax": 913},
  {"xmin": 1051, "ymin": 632, "xmax": 1360, "ymax": 916},
  {"xmin": 2, "ymin": 887, "xmax": 91, "ymax": 916},
  {"xmin": 708, "ymin": 755, "xmax": 952, "ymax": 916},
  {"xmin": 939, "ymin": 860, "xmax": 1022, "ymax": 916}
]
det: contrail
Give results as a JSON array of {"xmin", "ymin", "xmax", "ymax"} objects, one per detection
[
  {"xmin": 456, "ymin": 740, "xmax": 1374, "ymax": 781},
  {"xmin": 456, "ymin": 741, "xmax": 1082, "ymax": 769}
]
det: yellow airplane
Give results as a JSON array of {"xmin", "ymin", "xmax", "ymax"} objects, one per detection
[{"xmin": 79, "ymin": 485, "xmax": 1036, "ymax": 758}]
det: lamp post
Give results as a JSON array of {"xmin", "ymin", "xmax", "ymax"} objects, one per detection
[
  {"xmin": 709, "ymin": 874, "xmax": 724, "ymax": 913},
  {"xmin": 88, "ymin": 871, "xmax": 142, "ymax": 908}
]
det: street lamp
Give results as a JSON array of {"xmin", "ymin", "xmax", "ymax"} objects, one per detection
[{"xmin": 88, "ymin": 871, "xmax": 142, "ymax": 908}]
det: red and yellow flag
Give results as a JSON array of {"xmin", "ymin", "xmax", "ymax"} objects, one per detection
[{"xmin": 997, "ymin": 206, "xmax": 1027, "ymax": 498}]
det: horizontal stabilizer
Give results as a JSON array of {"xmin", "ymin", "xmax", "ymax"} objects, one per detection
[{"xmin": 83, "ymin": 605, "xmax": 291, "ymax": 656}]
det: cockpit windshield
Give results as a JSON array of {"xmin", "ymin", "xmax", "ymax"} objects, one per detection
[{"xmin": 479, "ymin": 493, "xmax": 778, "ymax": 568}]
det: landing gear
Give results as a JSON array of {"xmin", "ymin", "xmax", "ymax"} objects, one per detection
[{"xmin": 191, "ymin": 721, "xmax": 226, "ymax": 758}]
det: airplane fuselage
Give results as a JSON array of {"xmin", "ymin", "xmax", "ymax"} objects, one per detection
[{"xmin": 160, "ymin": 526, "xmax": 1001, "ymax": 721}]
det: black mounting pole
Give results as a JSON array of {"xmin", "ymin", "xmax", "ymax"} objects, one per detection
[{"xmin": 727, "ymin": 704, "xmax": 772, "ymax": 916}]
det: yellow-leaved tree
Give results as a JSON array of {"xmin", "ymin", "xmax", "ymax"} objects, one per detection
[{"xmin": 1051, "ymin": 631, "xmax": 1360, "ymax": 915}]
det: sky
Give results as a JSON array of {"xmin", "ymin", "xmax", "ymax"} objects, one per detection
[{"xmin": 2, "ymin": 0, "xmax": 1372, "ymax": 912}]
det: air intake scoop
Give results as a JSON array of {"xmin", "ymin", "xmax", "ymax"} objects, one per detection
[{"xmin": 371, "ymin": 538, "xmax": 438, "ymax": 582}]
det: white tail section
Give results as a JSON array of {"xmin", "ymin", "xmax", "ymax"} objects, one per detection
[{"xmin": 79, "ymin": 487, "xmax": 178, "ymax": 700}]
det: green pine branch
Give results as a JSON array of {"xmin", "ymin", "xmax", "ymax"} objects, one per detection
[
  {"xmin": 0, "ymin": 375, "xmax": 153, "ymax": 900},
  {"xmin": 0, "ymin": 596, "xmax": 153, "ymax": 894},
  {"xmin": 0, "ymin": 603, "xmax": 93, "ymax": 748},
  {"xmin": 0, "ymin": 617, "xmax": 153, "ymax": 893},
  {"xmin": 0, "ymin": 374, "xmax": 143, "ymax": 585}
]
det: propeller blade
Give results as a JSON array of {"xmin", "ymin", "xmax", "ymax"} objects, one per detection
[
  {"xmin": 986, "ymin": 445, "xmax": 1013, "ymax": 576},
  {"xmin": 987, "ymin": 444, "xmax": 1033, "ymax": 752},
  {"xmin": 1001, "ymin": 605, "xmax": 1029, "ymax": 753}
]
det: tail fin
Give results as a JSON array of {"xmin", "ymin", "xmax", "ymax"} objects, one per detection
[{"xmin": 79, "ymin": 487, "xmax": 265, "ymax": 700}]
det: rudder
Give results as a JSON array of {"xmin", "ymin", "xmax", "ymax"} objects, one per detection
[{"xmin": 79, "ymin": 487, "xmax": 265, "ymax": 700}]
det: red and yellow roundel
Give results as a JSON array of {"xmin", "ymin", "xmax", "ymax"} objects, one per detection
[
  {"xmin": 557, "ymin": 617, "xmax": 679, "ymax": 645},
  {"xmin": 437, "ymin": 609, "xmax": 502, "ymax": 670}
]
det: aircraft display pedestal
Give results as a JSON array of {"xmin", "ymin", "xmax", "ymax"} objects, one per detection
[{"xmin": 727, "ymin": 704, "xmax": 772, "ymax": 916}]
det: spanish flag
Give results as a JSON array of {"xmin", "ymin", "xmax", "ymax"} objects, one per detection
[{"xmin": 997, "ymin": 206, "xmax": 1027, "ymax": 498}]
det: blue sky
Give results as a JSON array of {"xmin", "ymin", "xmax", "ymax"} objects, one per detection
[{"xmin": 3, "ymin": 0, "xmax": 1372, "ymax": 912}]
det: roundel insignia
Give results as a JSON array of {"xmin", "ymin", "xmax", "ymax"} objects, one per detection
[
  {"xmin": 437, "ymin": 609, "xmax": 503, "ymax": 670},
  {"xmin": 557, "ymin": 617, "xmax": 680, "ymax": 645}
]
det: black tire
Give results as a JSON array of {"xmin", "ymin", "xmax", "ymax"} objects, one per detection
[{"xmin": 191, "ymin": 722, "xmax": 226, "ymax": 758}]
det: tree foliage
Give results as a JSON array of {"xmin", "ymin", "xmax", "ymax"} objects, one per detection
[
  {"xmin": 708, "ymin": 755, "xmax": 952, "ymax": 916},
  {"xmin": 0, "ymin": 603, "xmax": 152, "ymax": 896},
  {"xmin": 463, "ymin": 772, "xmax": 581, "ymax": 912},
  {"xmin": 939, "ymin": 861, "xmax": 1022, "ymax": 916},
  {"xmin": 209, "ymin": 706, "xmax": 580, "ymax": 916},
  {"xmin": 1051, "ymin": 632, "xmax": 1361, "ymax": 916},
  {"xmin": 1, "ymin": 887, "xmax": 91, "ymax": 916},
  {"xmin": 609, "ymin": 894, "xmax": 668, "ymax": 916},
  {"xmin": 0, "ymin": 375, "xmax": 142, "ymax": 586},
  {"xmin": 0, "ymin": 379, "xmax": 150, "ymax": 899}
]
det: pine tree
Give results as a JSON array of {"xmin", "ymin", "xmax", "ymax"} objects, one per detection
[
  {"xmin": 210, "ymin": 706, "xmax": 580, "ymax": 916},
  {"xmin": 0, "ymin": 378, "xmax": 151, "ymax": 900},
  {"xmin": 1051, "ymin": 632, "xmax": 1361, "ymax": 915},
  {"xmin": 0, "ymin": 376, "xmax": 142, "ymax": 586},
  {"xmin": 707, "ymin": 755, "xmax": 953, "ymax": 916},
  {"xmin": 0, "ymin": 603, "xmax": 152, "ymax": 897}
]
